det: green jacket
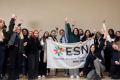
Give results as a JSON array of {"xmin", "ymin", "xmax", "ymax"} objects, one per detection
[{"xmin": 66, "ymin": 23, "xmax": 80, "ymax": 43}]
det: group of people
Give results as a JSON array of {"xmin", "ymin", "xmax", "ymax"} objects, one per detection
[{"xmin": 0, "ymin": 14, "xmax": 120, "ymax": 80}]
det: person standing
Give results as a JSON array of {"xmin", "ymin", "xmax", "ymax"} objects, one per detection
[
  {"xmin": 38, "ymin": 31, "xmax": 49, "ymax": 78},
  {"xmin": 65, "ymin": 17, "xmax": 80, "ymax": 79},
  {"xmin": 24, "ymin": 30, "xmax": 42, "ymax": 80},
  {"xmin": 8, "ymin": 14, "xmax": 25, "ymax": 80},
  {"xmin": 0, "ymin": 18, "xmax": 5, "ymax": 80}
]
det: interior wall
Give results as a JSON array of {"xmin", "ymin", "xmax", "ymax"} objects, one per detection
[{"xmin": 0, "ymin": 0, "xmax": 120, "ymax": 39}]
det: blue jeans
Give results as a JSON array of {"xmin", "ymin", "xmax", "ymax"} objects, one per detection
[
  {"xmin": 0, "ymin": 43, "xmax": 4, "ymax": 79},
  {"xmin": 22, "ymin": 56, "xmax": 26, "ymax": 76}
]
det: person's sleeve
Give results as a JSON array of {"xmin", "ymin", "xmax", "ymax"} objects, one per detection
[
  {"xmin": 97, "ymin": 39, "xmax": 105, "ymax": 52},
  {"xmin": 66, "ymin": 23, "xmax": 72, "ymax": 35},
  {"xmin": 83, "ymin": 56, "xmax": 90, "ymax": 73},
  {"xmin": 17, "ymin": 23, "xmax": 21, "ymax": 27},
  {"xmin": 65, "ymin": 24, "xmax": 68, "ymax": 42},
  {"xmin": 8, "ymin": 18, "xmax": 15, "ymax": 36},
  {"xmin": 55, "ymin": 28, "xmax": 58, "ymax": 37},
  {"xmin": 71, "ymin": 25, "xmax": 75, "ymax": 32}
]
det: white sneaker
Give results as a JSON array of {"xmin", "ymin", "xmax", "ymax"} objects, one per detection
[
  {"xmin": 63, "ymin": 73, "xmax": 68, "ymax": 77},
  {"xmin": 70, "ymin": 75, "xmax": 74, "ymax": 78},
  {"xmin": 42, "ymin": 75, "xmax": 45, "ymax": 78},
  {"xmin": 76, "ymin": 75, "xmax": 80, "ymax": 78},
  {"xmin": 38, "ymin": 75, "xmax": 41, "ymax": 78}
]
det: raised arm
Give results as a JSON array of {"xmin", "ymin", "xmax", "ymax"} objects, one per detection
[
  {"xmin": 55, "ymin": 27, "xmax": 58, "ymax": 37},
  {"xmin": 65, "ymin": 17, "xmax": 72, "ymax": 35},
  {"xmin": 8, "ymin": 14, "xmax": 16, "ymax": 36},
  {"xmin": 71, "ymin": 21, "xmax": 76, "ymax": 32}
]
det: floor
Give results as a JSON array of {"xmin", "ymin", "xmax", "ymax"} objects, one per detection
[{"xmin": 18, "ymin": 72, "xmax": 117, "ymax": 80}]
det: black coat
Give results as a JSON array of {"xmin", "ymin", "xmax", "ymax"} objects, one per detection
[{"xmin": 83, "ymin": 39, "xmax": 105, "ymax": 73}]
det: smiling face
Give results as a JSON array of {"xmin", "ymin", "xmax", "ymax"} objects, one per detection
[
  {"xmin": 51, "ymin": 31, "xmax": 56, "ymax": 37},
  {"xmin": 109, "ymin": 30, "xmax": 113, "ymax": 35},
  {"xmin": 74, "ymin": 29, "xmax": 78, "ymax": 36},
  {"xmin": 29, "ymin": 31, "xmax": 33, "ymax": 37},
  {"xmin": 16, "ymin": 27, "xmax": 21, "ymax": 34},
  {"xmin": 23, "ymin": 30, "xmax": 27, "ymax": 36},
  {"xmin": 0, "ymin": 19, "xmax": 4, "ymax": 29},
  {"xmin": 79, "ymin": 29, "xmax": 83, "ymax": 35},
  {"xmin": 60, "ymin": 30, "xmax": 65, "ymax": 36},
  {"xmin": 90, "ymin": 45, "xmax": 95, "ymax": 53},
  {"xmin": 112, "ymin": 44, "xmax": 119, "ymax": 50},
  {"xmin": 86, "ymin": 31, "xmax": 90, "ymax": 37},
  {"xmin": 116, "ymin": 31, "xmax": 120, "ymax": 37},
  {"xmin": 34, "ymin": 31, "xmax": 39, "ymax": 38},
  {"xmin": 45, "ymin": 32, "xmax": 49, "ymax": 37}
]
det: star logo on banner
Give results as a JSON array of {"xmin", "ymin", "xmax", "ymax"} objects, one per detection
[{"xmin": 54, "ymin": 46, "xmax": 64, "ymax": 56}]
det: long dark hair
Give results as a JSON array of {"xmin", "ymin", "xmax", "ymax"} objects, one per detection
[
  {"xmin": 40, "ymin": 31, "xmax": 49, "ymax": 42},
  {"xmin": 73, "ymin": 28, "xmax": 79, "ymax": 37},
  {"xmin": 82, "ymin": 30, "xmax": 92, "ymax": 40},
  {"xmin": 108, "ymin": 29, "xmax": 115, "ymax": 39},
  {"xmin": 114, "ymin": 31, "xmax": 120, "ymax": 43},
  {"xmin": 88, "ymin": 44, "xmax": 98, "ymax": 57}
]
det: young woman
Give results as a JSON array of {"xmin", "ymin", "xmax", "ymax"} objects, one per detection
[
  {"xmin": 95, "ymin": 31, "xmax": 104, "ymax": 58},
  {"xmin": 106, "ymin": 37, "xmax": 120, "ymax": 79},
  {"xmin": 82, "ymin": 30, "xmax": 93, "ymax": 42},
  {"xmin": 22, "ymin": 28, "xmax": 29, "ymax": 79},
  {"xmin": 65, "ymin": 17, "xmax": 80, "ymax": 79},
  {"xmin": 48, "ymin": 30, "xmax": 58, "ymax": 77},
  {"xmin": 2, "ymin": 25, "xmax": 9, "ymax": 80},
  {"xmin": 114, "ymin": 31, "xmax": 120, "ymax": 48},
  {"xmin": 8, "ymin": 14, "xmax": 25, "ymax": 80},
  {"xmin": 104, "ymin": 29, "xmax": 115, "ymax": 75},
  {"xmin": 79, "ymin": 31, "xmax": 107, "ymax": 80},
  {"xmin": 24, "ymin": 30, "xmax": 42, "ymax": 80},
  {"xmin": 0, "ymin": 18, "xmax": 5, "ymax": 80},
  {"xmin": 38, "ymin": 31, "xmax": 49, "ymax": 78}
]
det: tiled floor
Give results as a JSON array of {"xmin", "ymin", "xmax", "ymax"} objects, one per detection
[{"xmin": 18, "ymin": 72, "xmax": 116, "ymax": 80}]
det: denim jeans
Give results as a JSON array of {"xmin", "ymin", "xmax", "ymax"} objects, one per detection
[
  {"xmin": 22, "ymin": 56, "xmax": 26, "ymax": 76},
  {"xmin": 0, "ymin": 43, "xmax": 4, "ymax": 80}
]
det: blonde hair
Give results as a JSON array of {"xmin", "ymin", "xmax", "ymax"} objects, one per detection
[{"xmin": 15, "ymin": 26, "xmax": 24, "ymax": 39}]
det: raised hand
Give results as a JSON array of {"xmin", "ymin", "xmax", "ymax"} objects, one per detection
[
  {"xmin": 103, "ymin": 20, "xmax": 105, "ymax": 23},
  {"xmin": 72, "ymin": 21, "xmax": 76, "ymax": 26},
  {"xmin": 19, "ymin": 20, "xmax": 23, "ymax": 24},
  {"xmin": 12, "ymin": 14, "xmax": 16, "ymax": 18},
  {"xmin": 65, "ymin": 17, "xmax": 68, "ymax": 23}
]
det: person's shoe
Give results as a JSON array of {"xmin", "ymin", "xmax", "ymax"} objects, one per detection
[
  {"xmin": 63, "ymin": 73, "xmax": 68, "ymax": 77},
  {"xmin": 38, "ymin": 75, "xmax": 41, "ymax": 78},
  {"xmin": 111, "ymin": 74, "xmax": 120, "ymax": 79},
  {"xmin": 100, "ymin": 73, "xmax": 103, "ymax": 78},
  {"xmin": 2, "ymin": 76, "xmax": 7, "ymax": 80},
  {"xmin": 70, "ymin": 75, "xmax": 74, "ymax": 78},
  {"xmin": 108, "ymin": 72, "xmax": 112, "ymax": 77},
  {"xmin": 76, "ymin": 75, "xmax": 80, "ymax": 78},
  {"xmin": 93, "ymin": 75, "xmax": 101, "ymax": 80},
  {"xmin": 22, "ymin": 76, "xmax": 28, "ymax": 79},
  {"xmin": 42, "ymin": 75, "xmax": 45, "ymax": 78}
]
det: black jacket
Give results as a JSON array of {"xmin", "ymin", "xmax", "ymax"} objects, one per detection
[
  {"xmin": 83, "ymin": 39, "xmax": 105, "ymax": 73},
  {"xmin": 107, "ymin": 41, "xmax": 120, "ymax": 67},
  {"xmin": 27, "ymin": 37, "xmax": 42, "ymax": 54}
]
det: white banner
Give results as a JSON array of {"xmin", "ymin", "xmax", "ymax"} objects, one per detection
[{"xmin": 47, "ymin": 39, "xmax": 94, "ymax": 69}]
